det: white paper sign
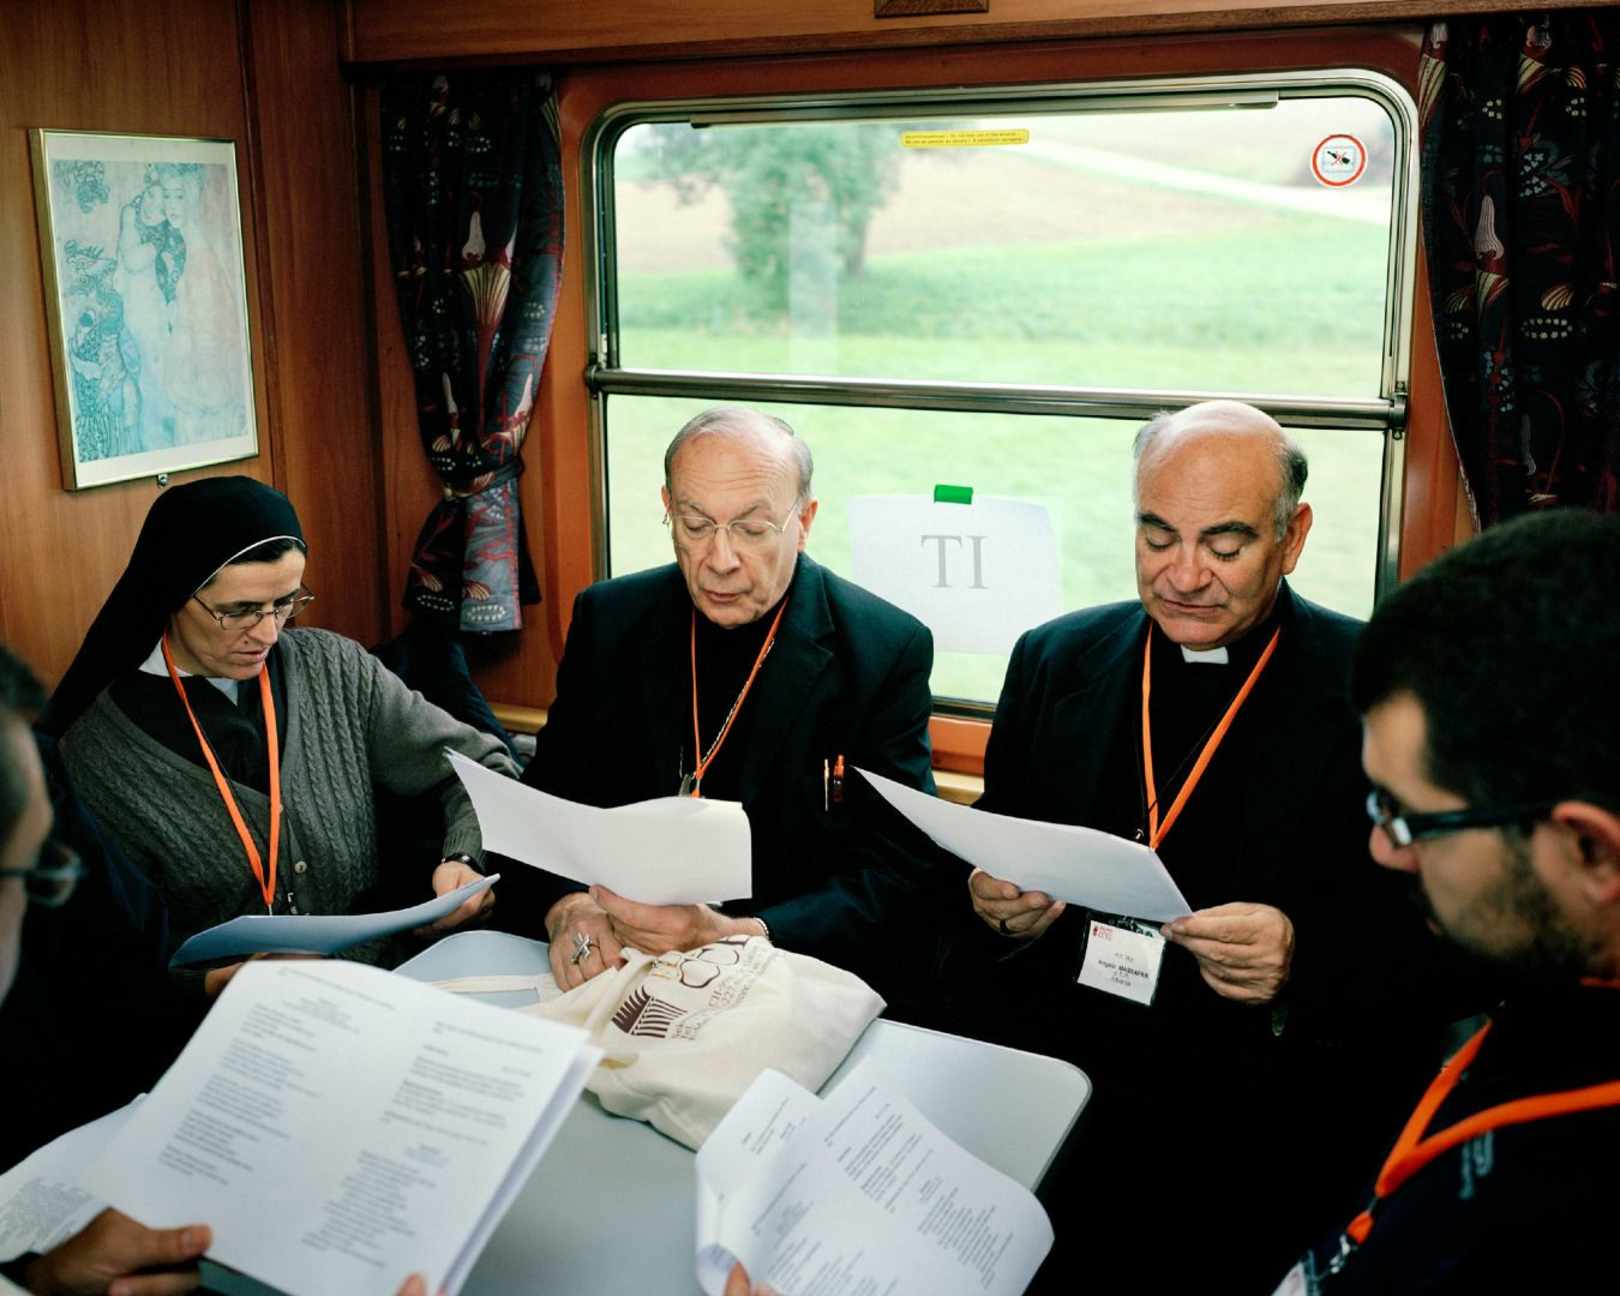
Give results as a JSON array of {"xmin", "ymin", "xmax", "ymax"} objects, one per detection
[{"xmin": 848, "ymin": 495, "xmax": 1061, "ymax": 655}]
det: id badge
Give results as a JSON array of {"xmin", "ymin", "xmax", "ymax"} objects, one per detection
[{"xmin": 1077, "ymin": 914, "xmax": 1166, "ymax": 1006}]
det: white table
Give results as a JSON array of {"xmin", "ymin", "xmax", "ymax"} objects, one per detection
[{"xmin": 397, "ymin": 930, "xmax": 1089, "ymax": 1294}]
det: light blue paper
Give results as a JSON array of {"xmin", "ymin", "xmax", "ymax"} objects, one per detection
[{"xmin": 168, "ymin": 874, "xmax": 500, "ymax": 967}]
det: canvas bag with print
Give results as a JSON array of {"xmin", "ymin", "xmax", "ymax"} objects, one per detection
[{"xmin": 536, "ymin": 936, "xmax": 883, "ymax": 1149}]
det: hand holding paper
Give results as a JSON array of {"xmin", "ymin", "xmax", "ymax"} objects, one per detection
[
  {"xmin": 860, "ymin": 767, "xmax": 1192, "ymax": 921},
  {"xmin": 85, "ymin": 960, "xmax": 599, "ymax": 1296},
  {"xmin": 169, "ymin": 874, "xmax": 500, "ymax": 967}
]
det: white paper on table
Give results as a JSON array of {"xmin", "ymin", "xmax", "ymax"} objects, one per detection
[
  {"xmin": 859, "ymin": 766, "xmax": 1193, "ymax": 921},
  {"xmin": 83, "ymin": 959, "xmax": 599, "ymax": 1296},
  {"xmin": 0, "ymin": 1098, "xmax": 139, "ymax": 1261},
  {"xmin": 694, "ymin": 1070, "xmax": 823, "ymax": 1295},
  {"xmin": 695, "ymin": 1065, "xmax": 1053, "ymax": 1296},
  {"xmin": 168, "ymin": 875, "xmax": 501, "ymax": 967},
  {"xmin": 446, "ymin": 750, "xmax": 752, "ymax": 905},
  {"xmin": 848, "ymin": 495, "xmax": 1062, "ymax": 655}
]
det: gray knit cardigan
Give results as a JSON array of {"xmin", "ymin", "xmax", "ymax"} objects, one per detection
[{"xmin": 60, "ymin": 628, "xmax": 517, "ymax": 954}]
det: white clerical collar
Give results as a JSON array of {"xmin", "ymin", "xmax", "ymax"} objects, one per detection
[
  {"xmin": 1180, "ymin": 644, "xmax": 1230, "ymax": 665},
  {"xmin": 139, "ymin": 641, "xmax": 240, "ymax": 703}
]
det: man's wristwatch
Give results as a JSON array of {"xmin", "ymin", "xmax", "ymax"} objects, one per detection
[{"xmin": 441, "ymin": 852, "xmax": 481, "ymax": 873}]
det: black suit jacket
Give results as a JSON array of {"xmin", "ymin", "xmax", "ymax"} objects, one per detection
[
  {"xmin": 509, "ymin": 555, "xmax": 937, "ymax": 982},
  {"xmin": 954, "ymin": 584, "xmax": 1473, "ymax": 1284},
  {"xmin": 980, "ymin": 585, "xmax": 1380, "ymax": 1027}
]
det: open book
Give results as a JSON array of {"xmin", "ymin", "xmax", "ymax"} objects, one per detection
[
  {"xmin": 83, "ymin": 960, "xmax": 600, "ymax": 1296},
  {"xmin": 697, "ymin": 1067, "xmax": 1054, "ymax": 1296}
]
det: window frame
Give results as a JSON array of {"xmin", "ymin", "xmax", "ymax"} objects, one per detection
[{"xmin": 582, "ymin": 68, "xmax": 1420, "ymax": 715}]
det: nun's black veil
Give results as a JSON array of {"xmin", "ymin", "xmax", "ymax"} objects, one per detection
[{"xmin": 42, "ymin": 476, "xmax": 305, "ymax": 736}]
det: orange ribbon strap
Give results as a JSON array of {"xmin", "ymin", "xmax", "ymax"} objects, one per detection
[
  {"xmin": 161, "ymin": 635, "xmax": 281, "ymax": 912},
  {"xmin": 686, "ymin": 598, "xmax": 789, "ymax": 798},
  {"xmin": 1345, "ymin": 1020, "xmax": 1620, "ymax": 1245},
  {"xmin": 1141, "ymin": 624, "xmax": 1281, "ymax": 850}
]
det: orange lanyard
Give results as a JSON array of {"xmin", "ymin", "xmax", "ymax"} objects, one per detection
[
  {"xmin": 161, "ymin": 635, "xmax": 282, "ymax": 912},
  {"xmin": 1345, "ymin": 1020, "xmax": 1620, "ymax": 1246},
  {"xmin": 685, "ymin": 599, "xmax": 788, "ymax": 798},
  {"xmin": 1140, "ymin": 624, "xmax": 1280, "ymax": 850}
]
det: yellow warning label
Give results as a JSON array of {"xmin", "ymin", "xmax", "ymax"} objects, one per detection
[{"xmin": 900, "ymin": 129, "xmax": 1031, "ymax": 149}]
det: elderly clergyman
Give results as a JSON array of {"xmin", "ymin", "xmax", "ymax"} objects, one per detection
[
  {"xmin": 507, "ymin": 406, "xmax": 938, "ymax": 996},
  {"xmin": 948, "ymin": 400, "xmax": 1468, "ymax": 1288}
]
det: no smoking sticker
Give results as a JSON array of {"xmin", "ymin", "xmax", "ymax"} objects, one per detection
[{"xmin": 1311, "ymin": 134, "xmax": 1367, "ymax": 187}]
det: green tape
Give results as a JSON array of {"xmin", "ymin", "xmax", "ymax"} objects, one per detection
[{"xmin": 933, "ymin": 484, "xmax": 974, "ymax": 505}]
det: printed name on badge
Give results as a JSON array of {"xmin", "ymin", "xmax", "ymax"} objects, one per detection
[{"xmin": 1077, "ymin": 917, "xmax": 1166, "ymax": 1006}]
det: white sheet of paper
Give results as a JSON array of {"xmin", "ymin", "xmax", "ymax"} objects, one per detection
[
  {"xmin": 848, "ymin": 496, "xmax": 1062, "ymax": 655},
  {"xmin": 696, "ymin": 1065, "xmax": 1053, "ymax": 1296},
  {"xmin": 83, "ymin": 960, "xmax": 598, "ymax": 1296},
  {"xmin": 446, "ymin": 750, "xmax": 752, "ymax": 905},
  {"xmin": 859, "ymin": 766, "xmax": 1193, "ymax": 921},
  {"xmin": 0, "ymin": 1098, "xmax": 138, "ymax": 1261},
  {"xmin": 694, "ymin": 1069, "xmax": 822, "ymax": 1295},
  {"xmin": 168, "ymin": 875, "xmax": 500, "ymax": 967}
]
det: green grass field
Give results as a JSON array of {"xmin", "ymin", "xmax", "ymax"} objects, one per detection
[{"xmin": 604, "ymin": 204, "xmax": 1390, "ymax": 702}]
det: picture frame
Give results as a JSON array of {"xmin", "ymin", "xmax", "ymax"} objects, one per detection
[{"xmin": 30, "ymin": 130, "xmax": 259, "ymax": 491}]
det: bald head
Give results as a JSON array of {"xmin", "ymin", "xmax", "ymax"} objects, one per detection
[
  {"xmin": 663, "ymin": 406, "xmax": 813, "ymax": 507},
  {"xmin": 1133, "ymin": 401, "xmax": 1307, "ymax": 541},
  {"xmin": 1131, "ymin": 401, "xmax": 1314, "ymax": 649}
]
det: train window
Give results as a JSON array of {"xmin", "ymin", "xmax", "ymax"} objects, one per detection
[{"xmin": 586, "ymin": 72, "xmax": 1417, "ymax": 712}]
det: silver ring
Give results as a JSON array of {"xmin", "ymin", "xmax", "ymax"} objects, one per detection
[{"xmin": 570, "ymin": 931, "xmax": 595, "ymax": 965}]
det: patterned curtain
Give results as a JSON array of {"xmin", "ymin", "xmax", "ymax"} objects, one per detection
[
  {"xmin": 381, "ymin": 72, "xmax": 564, "ymax": 631},
  {"xmin": 1420, "ymin": 15, "xmax": 1620, "ymax": 523}
]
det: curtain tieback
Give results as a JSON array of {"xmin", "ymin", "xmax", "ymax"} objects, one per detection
[{"xmin": 440, "ymin": 458, "xmax": 524, "ymax": 503}]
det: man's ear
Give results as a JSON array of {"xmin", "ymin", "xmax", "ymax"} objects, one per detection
[
  {"xmin": 1278, "ymin": 502, "xmax": 1313, "ymax": 577},
  {"xmin": 1550, "ymin": 801, "xmax": 1620, "ymax": 907},
  {"xmin": 795, "ymin": 497, "xmax": 818, "ymax": 551}
]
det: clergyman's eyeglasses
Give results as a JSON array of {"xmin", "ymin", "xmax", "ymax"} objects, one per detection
[
  {"xmin": 662, "ymin": 511, "xmax": 792, "ymax": 552},
  {"xmin": 0, "ymin": 839, "xmax": 84, "ymax": 909},
  {"xmin": 192, "ymin": 587, "xmax": 316, "ymax": 632},
  {"xmin": 1365, "ymin": 787, "xmax": 1555, "ymax": 849}
]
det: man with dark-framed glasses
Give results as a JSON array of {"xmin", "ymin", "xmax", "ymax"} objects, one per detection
[
  {"xmin": 1282, "ymin": 507, "xmax": 1620, "ymax": 1292},
  {"xmin": 0, "ymin": 641, "xmax": 215, "ymax": 1293},
  {"xmin": 504, "ymin": 405, "xmax": 939, "ymax": 998}
]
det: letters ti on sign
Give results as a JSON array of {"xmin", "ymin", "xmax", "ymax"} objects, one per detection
[{"xmin": 847, "ymin": 496, "xmax": 1061, "ymax": 654}]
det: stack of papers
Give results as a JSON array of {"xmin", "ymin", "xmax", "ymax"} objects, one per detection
[
  {"xmin": 697, "ymin": 1067, "xmax": 1053, "ymax": 1296},
  {"xmin": 83, "ymin": 960, "xmax": 599, "ymax": 1296},
  {"xmin": 0, "ymin": 1101, "xmax": 136, "ymax": 1262}
]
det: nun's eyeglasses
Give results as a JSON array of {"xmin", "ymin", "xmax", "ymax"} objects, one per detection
[{"xmin": 192, "ymin": 587, "xmax": 316, "ymax": 632}]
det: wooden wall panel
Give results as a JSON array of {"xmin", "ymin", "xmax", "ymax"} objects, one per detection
[
  {"xmin": 0, "ymin": 0, "xmax": 382, "ymax": 688},
  {"xmin": 342, "ymin": 0, "xmax": 1615, "ymax": 64},
  {"xmin": 243, "ymin": 0, "xmax": 386, "ymax": 643}
]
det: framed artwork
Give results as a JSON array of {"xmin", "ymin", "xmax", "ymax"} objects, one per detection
[{"xmin": 30, "ymin": 130, "xmax": 259, "ymax": 490}]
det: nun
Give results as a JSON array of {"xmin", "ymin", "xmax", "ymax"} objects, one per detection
[{"xmin": 44, "ymin": 476, "xmax": 517, "ymax": 992}]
